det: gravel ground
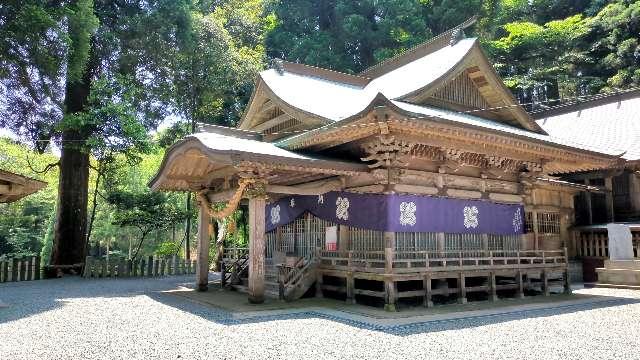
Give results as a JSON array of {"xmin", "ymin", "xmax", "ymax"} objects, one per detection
[{"xmin": 1, "ymin": 276, "xmax": 640, "ymax": 360}]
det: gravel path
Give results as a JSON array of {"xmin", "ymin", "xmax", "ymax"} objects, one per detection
[{"xmin": 1, "ymin": 276, "xmax": 640, "ymax": 360}]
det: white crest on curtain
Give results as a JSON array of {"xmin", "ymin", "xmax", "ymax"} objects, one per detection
[
  {"xmin": 463, "ymin": 206, "xmax": 479, "ymax": 229},
  {"xmin": 399, "ymin": 201, "xmax": 417, "ymax": 226},
  {"xmin": 290, "ymin": 198, "xmax": 295, "ymax": 208},
  {"xmin": 336, "ymin": 197, "xmax": 350, "ymax": 220},
  {"xmin": 318, "ymin": 194, "xmax": 324, "ymax": 204},
  {"xmin": 270, "ymin": 205, "xmax": 281, "ymax": 225},
  {"xmin": 512, "ymin": 208, "xmax": 522, "ymax": 232}
]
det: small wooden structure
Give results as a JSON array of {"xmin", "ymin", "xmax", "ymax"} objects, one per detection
[
  {"xmin": 150, "ymin": 19, "xmax": 619, "ymax": 309},
  {"xmin": 0, "ymin": 169, "xmax": 46, "ymax": 203}
]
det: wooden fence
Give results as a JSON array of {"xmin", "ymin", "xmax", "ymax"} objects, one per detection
[
  {"xmin": 83, "ymin": 256, "xmax": 196, "ymax": 278},
  {"xmin": 575, "ymin": 229, "xmax": 640, "ymax": 258},
  {"xmin": 0, "ymin": 256, "xmax": 41, "ymax": 283}
]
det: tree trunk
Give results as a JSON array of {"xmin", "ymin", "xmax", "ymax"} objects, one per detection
[
  {"xmin": 50, "ymin": 132, "xmax": 90, "ymax": 267},
  {"xmin": 50, "ymin": 63, "xmax": 92, "ymax": 268}
]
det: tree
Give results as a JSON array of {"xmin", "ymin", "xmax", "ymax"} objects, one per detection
[
  {"xmin": 107, "ymin": 190, "xmax": 187, "ymax": 260},
  {"xmin": 170, "ymin": 0, "xmax": 266, "ymax": 259},
  {"xmin": 265, "ymin": 0, "xmax": 433, "ymax": 73},
  {"xmin": 1, "ymin": 1, "xmax": 192, "ymax": 268}
]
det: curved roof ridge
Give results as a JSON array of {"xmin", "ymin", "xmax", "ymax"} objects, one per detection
[
  {"xmin": 275, "ymin": 60, "xmax": 371, "ymax": 87},
  {"xmin": 359, "ymin": 16, "xmax": 478, "ymax": 79},
  {"xmin": 530, "ymin": 88, "xmax": 640, "ymax": 119}
]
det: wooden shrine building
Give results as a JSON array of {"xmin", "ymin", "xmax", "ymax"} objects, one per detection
[
  {"xmin": 0, "ymin": 169, "xmax": 46, "ymax": 203},
  {"xmin": 150, "ymin": 19, "xmax": 620, "ymax": 309}
]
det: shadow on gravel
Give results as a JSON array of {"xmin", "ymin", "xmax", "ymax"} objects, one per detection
[
  {"xmin": 148, "ymin": 290, "xmax": 640, "ymax": 336},
  {"xmin": 0, "ymin": 274, "xmax": 209, "ymax": 324}
]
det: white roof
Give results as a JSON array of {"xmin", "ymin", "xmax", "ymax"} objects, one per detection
[
  {"xmin": 260, "ymin": 38, "xmax": 477, "ymax": 122},
  {"xmin": 392, "ymin": 101, "xmax": 621, "ymax": 155},
  {"xmin": 535, "ymin": 95, "xmax": 640, "ymax": 160}
]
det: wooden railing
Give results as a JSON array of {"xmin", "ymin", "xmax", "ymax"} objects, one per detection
[
  {"xmin": 221, "ymin": 253, "xmax": 249, "ymax": 286},
  {"xmin": 575, "ymin": 229, "xmax": 640, "ymax": 258},
  {"xmin": 318, "ymin": 249, "xmax": 567, "ymax": 273},
  {"xmin": 0, "ymin": 256, "xmax": 41, "ymax": 283},
  {"xmin": 277, "ymin": 252, "xmax": 317, "ymax": 300},
  {"xmin": 83, "ymin": 256, "xmax": 196, "ymax": 278},
  {"xmin": 223, "ymin": 247, "xmax": 249, "ymax": 261}
]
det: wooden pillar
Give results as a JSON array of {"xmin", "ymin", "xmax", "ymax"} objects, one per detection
[
  {"xmin": 604, "ymin": 176, "xmax": 615, "ymax": 222},
  {"xmin": 384, "ymin": 231, "xmax": 395, "ymax": 273},
  {"xmin": 489, "ymin": 272, "xmax": 498, "ymax": 301},
  {"xmin": 346, "ymin": 272, "xmax": 355, "ymax": 304},
  {"xmin": 542, "ymin": 270, "xmax": 550, "ymax": 296},
  {"xmin": 384, "ymin": 277, "xmax": 397, "ymax": 312},
  {"xmin": 339, "ymin": 225, "xmax": 350, "ymax": 251},
  {"xmin": 196, "ymin": 197, "xmax": 211, "ymax": 292},
  {"xmin": 248, "ymin": 196, "xmax": 266, "ymax": 304},
  {"xmin": 458, "ymin": 272, "xmax": 467, "ymax": 304},
  {"xmin": 517, "ymin": 271, "xmax": 525, "ymax": 299},
  {"xmin": 584, "ymin": 179, "xmax": 593, "ymax": 225},
  {"xmin": 423, "ymin": 274, "xmax": 433, "ymax": 308},
  {"xmin": 532, "ymin": 211, "xmax": 540, "ymax": 250},
  {"xmin": 316, "ymin": 271, "xmax": 324, "ymax": 298},
  {"xmin": 563, "ymin": 247, "xmax": 572, "ymax": 294}
]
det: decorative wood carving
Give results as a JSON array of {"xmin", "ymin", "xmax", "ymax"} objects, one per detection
[{"xmin": 361, "ymin": 135, "xmax": 414, "ymax": 169}]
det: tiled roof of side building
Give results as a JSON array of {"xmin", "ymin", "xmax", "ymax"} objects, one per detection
[{"xmin": 533, "ymin": 89, "xmax": 640, "ymax": 160}]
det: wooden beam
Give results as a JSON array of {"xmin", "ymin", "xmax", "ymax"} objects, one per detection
[
  {"xmin": 266, "ymin": 178, "xmax": 342, "ymax": 195},
  {"xmin": 248, "ymin": 196, "xmax": 266, "ymax": 304},
  {"xmin": 196, "ymin": 199, "xmax": 211, "ymax": 291},
  {"xmin": 253, "ymin": 113, "xmax": 292, "ymax": 133}
]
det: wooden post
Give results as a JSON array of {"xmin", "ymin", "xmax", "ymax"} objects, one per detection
[
  {"xmin": 346, "ymin": 273, "xmax": 355, "ymax": 304},
  {"xmin": 147, "ymin": 256, "xmax": 154, "ymax": 277},
  {"xmin": 339, "ymin": 225, "xmax": 350, "ymax": 251},
  {"xmin": 11, "ymin": 258, "xmax": 19, "ymax": 282},
  {"xmin": 196, "ymin": 196, "xmax": 212, "ymax": 292},
  {"xmin": 458, "ymin": 273, "xmax": 467, "ymax": 304},
  {"xmin": 563, "ymin": 247, "xmax": 571, "ymax": 294},
  {"xmin": 384, "ymin": 277, "xmax": 397, "ymax": 312},
  {"xmin": 489, "ymin": 272, "xmax": 498, "ymax": 301},
  {"xmin": 384, "ymin": 231, "xmax": 395, "ymax": 274},
  {"xmin": 316, "ymin": 271, "xmax": 324, "ymax": 298},
  {"xmin": 1, "ymin": 260, "xmax": 7, "ymax": 282},
  {"xmin": 517, "ymin": 271, "xmax": 525, "ymax": 299},
  {"xmin": 139, "ymin": 258, "xmax": 145, "ymax": 277},
  {"xmin": 542, "ymin": 270, "xmax": 550, "ymax": 296},
  {"xmin": 423, "ymin": 274, "xmax": 433, "ymax": 308},
  {"xmin": 248, "ymin": 196, "xmax": 266, "ymax": 304}
]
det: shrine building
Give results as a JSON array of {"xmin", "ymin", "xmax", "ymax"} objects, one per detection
[{"xmin": 150, "ymin": 18, "xmax": 621, "ymax": 310}]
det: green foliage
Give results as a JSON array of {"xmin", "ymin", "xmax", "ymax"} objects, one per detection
[
  {"xmin": 173, "ymin": 0, "xmax": 266, "ymax": 127},
  {"xmin": 0, "ymin": 138, "xmax": 58, "ymax": 258},
  {"xmin": 265, "ymin": 0, "xmax": 434, "ymax": 73},
  {"xmin": 66, "ymin": 0, "xmax": 99, "ymax": 83}
]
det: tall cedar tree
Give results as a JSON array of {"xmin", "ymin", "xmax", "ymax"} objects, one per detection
[{"xmin": 0, "ymin": 0, "xmax": 192, "ymax": 267}]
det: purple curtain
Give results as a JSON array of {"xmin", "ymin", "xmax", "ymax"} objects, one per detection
[{"xmin": 265, "ymin": 191, "xmax": 524, "ymax": 235}]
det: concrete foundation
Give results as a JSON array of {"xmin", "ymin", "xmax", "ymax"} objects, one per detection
[{"xmin": 596, "ymin": 260, "xmax": 640, "ymax": 286}]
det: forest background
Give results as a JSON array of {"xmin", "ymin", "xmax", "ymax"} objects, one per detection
[{"xmin": 1, "ymin": 0, "xmax": 638, "ymax": 265}]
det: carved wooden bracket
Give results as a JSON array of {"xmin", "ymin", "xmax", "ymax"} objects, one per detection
[{"xmin": 361, "ymin": 135, "xmax": 414, "ymax": 169}]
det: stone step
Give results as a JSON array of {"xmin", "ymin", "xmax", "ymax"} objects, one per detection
[
  {"xmin": 596, "ymin": 268, "xmax": 640, "ymax": 285},
  {"xmin": 603, "ymin": 260, "xmax": 640, "ymax": 270}
]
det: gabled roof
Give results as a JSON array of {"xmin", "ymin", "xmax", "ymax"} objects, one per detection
[
  {"xmin": 533, "ymin": 89, "xmax": 640, "ymax": 161},
  {"xmin": 149, "ymin": 131, "xmax": 368, "ymax": 191},
  {"xmin": 239, "ymin": 18, "xmax": 543, "ymax": 134},
  {"xmin": 0, "ymin": 169, "xmax": 47, "ymax": 203},
  {"xmin": 276, "ymin": 94, "xmax": 621, "ymax": 159}
]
